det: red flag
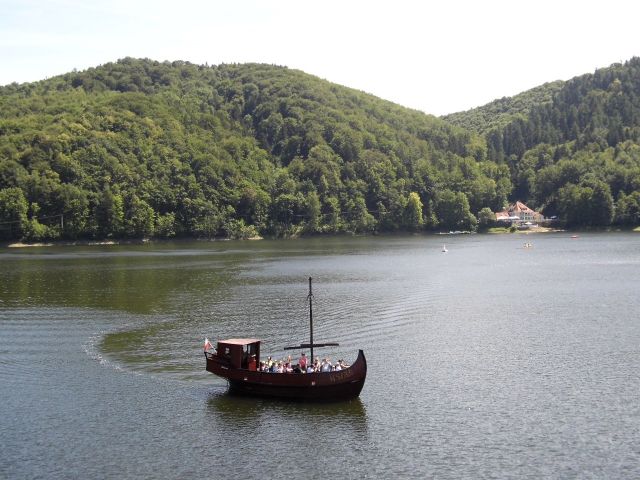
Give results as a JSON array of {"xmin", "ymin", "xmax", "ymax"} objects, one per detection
[{"xmin": 204, "ymin": 338, "xmax": 213, "ymax": 351}]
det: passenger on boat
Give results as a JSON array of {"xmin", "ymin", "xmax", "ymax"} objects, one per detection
[
  {"xmin": 321, "ymin": 358, "xmax": 332, "ymax": 372},
  {"xmin": 299, "ymin": 352, "xmax": 307, "ymax": 370},
  {"xmin": 306, "ymin": 364, "xmax": 315, "ymax": 373}
]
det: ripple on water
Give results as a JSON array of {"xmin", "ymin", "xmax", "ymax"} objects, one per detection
[{"xmin": 2, "ymin": 234, "xmax": 640, "ymax": 479}]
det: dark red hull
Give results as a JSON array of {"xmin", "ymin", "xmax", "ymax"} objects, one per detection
[{"xmin": 206, "ymin": 350, "xmax": 366, "ymax": 401}]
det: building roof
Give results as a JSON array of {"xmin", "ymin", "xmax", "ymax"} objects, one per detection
[
  {"xmin": 218, "ymin": 338, "xmax": 262, "ymax": 345},
  {"xmin": 495, "ymin": 201, "xmax": 544, "ymax": 221},
  {"xmin": 509, "ymin": 201, "xmax": 537, "ymax": 214}
]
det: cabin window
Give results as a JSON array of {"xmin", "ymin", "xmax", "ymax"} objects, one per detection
[{"xmin": 242, "ymin": 344, "xmax": 257, "ymax": 363}]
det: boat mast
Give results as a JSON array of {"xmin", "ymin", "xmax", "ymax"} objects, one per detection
[
  {"xmin": 284, "ymin": 277, "xmax": 338, "ymax": 353},
  {"xmin": 308, "ymin": 276, "xmax": 314, "ymax": 364}
]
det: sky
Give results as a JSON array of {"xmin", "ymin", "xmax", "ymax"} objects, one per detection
[{"xmin": 1, "ymin": 0, "xmax": 639, "ymax": 116}]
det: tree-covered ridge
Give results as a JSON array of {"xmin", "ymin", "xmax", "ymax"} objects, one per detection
[
  {"xmin": 445, "ymin": 58, "xmax": 640, "ymax": 227},
  {"xmin": 0, "ymin": 58, "xmax": 508, "ymax": 241},
  {"xmin": 442, "ymin": 81, "xmax": 564, "ymax": 134}
]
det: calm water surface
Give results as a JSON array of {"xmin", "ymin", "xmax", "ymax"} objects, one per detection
[{"xmin": 1, "ymin": 233, "xmax": 639, "ymax": 479}]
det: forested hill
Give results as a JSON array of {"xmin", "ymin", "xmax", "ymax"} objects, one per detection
[
  {"xmin": 2, "ymin": 58, "xmax": 640, "ymax": 242},
  {"xmin": 0, "ymin": 58, "xmax": 506, "ymax": 241},
  {"xmin": 443, "ymin": 57, "xmax": 640, "ymax": 227},
  {"xmin": 442, "ymin": 81, "xmax": 564, "ymax": 135}
]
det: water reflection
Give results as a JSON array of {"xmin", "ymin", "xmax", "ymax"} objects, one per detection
[
  {"xmin": 0, "ymin": 246, "xmax": 240, "ymax": 314},
  {"xmin": 4, "ymin": 234, "xmax": 640, "ymax": 478},
  {"xmin": 207, "ymin": 392, "xmax": 368, "ymax": 433}
]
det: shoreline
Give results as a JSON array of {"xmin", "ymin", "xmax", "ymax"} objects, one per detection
[
  {"xmin": 3, "ymin": 227, "xmax": 637, "ymax": 248},
  {"xmin": 3, "ymin": 237, "xmax": 264, "ymax": 248},
  {"xmin": 7, "ymin": 240, "xmax": 119, "ymax": 248},
  {"xmin": 486, "ymin": 226, "xmax": 565, "ymax": 234}
]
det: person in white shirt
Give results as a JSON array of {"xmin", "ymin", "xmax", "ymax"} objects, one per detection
[{"xmin": 321, "ymin": 358, "xmax": 332, "ymax": 372}]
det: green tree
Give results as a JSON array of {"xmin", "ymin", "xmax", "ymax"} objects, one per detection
[
  {"xmin": 96, "ymin": 188, "xmax": 125, "ymax": 237},
  {"xmin": 346, "ymin": 196, "xmax": 375, "ymax": 233},
  {"xmin": 305, "ymin": 190, "xmax": 321, "ymax": 233},
  {"xmin": 324, "ymin": 196, "xmax": 343, "ymax": 233},
  {"xmin": 614, "ymin": 191, "xmax": 640, "ymax": 225},
  {"xmin": 589, "ymin": 180, "xmax": 613, "ymax": 226},
  {"xmin": 196, "ymin": 212, "xmax": 223, "ymax": 239},
  {"xmin": 477, "ymin": 207, "xmax": 496, "ymax": 230},
  {"xmin": 0, "ymin": 187, "xmax": 29, "ymax": 239},
  {"xmin": 125, "ymin": 195, "xmax": 155, "ymax": 237},
  {"xmin": 405, "ymin": 192, "xmax": 424, "ymax": 231},
  {"xmin": 236, "ymin": 184, "xmax": 270, "ymax": 230},
  {"xmin": 557, "ymin": 180, "xmax": 613, "ymax": 227},
  {"xmin": 436, "ymin": 190, "xmax": 477, "ymax": 231},
  {"xmin": 23, "ymin": 218, "xmax": 50, "ymax": 241},
  {"xmin": 557, "ymin": 184, "xmax": 585, "ymax": 226},
  {"xmin": 56, "ymin": 184, "xmax": 89, "ymax": 239},
  {"xmin": 155, "ymin": 212, "xmax": 176, "ymax": 238},
  {"xmin": 271, "ymin": 192, "xmax": 306, "ymax": 232},
  {"xmin": 223, "ymin": 219, "xmax": 259, "ymax": 239}
]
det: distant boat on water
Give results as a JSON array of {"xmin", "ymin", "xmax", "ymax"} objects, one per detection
[{"xmin": 442, "ymin": 244, "xmax": 448, "ymax": 252}]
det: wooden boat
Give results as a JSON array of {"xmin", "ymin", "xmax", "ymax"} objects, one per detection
[{"xmin": 204, "ymin": 278, "xmax": 366, "ymax": 401}]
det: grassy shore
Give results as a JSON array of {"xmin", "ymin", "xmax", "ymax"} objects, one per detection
[{"xmin": 4, "ymin": 226, "xmax": 638, "ymax": 248}]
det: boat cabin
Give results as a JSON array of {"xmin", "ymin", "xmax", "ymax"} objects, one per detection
[{"xmin": 216, "ymin": 338, "xmax": 261, "ymax": 371}]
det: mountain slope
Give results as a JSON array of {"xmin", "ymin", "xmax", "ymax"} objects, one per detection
[
  {"xmin": 442, "ymin": 81, "xmax": 564, "ymax": 134},
  {"xmin": 0, "ymin": 58, "xmax": 506, "ymax": 241},
  {"xmin": 442, "ymin": 58, "xmax": 640, "ymax": 227}
]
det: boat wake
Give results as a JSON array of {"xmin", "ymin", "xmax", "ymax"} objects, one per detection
[{"xmin": 82, "ymin": 329, "xmax": 125, "ymax": 372}]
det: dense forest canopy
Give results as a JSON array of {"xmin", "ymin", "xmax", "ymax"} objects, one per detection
[
  {"xmin": 0, "ymin": 58, "xmax": 506, "ymax": 240},
  {"xmin": 444, "ymin": 58, "xmax": 640, "ymax": 227},
  {"xmin": 1, "ymin": 57, "xmax": 639, "ymax": 241},
  {"xmin": 443, "ymin": 81, "xmax": 564, "ymax": 135}
]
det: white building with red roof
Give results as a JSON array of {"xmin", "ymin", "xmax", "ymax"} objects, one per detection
[{"xmin": 495, "ymin": 201, "xmax": 544, "ymax": 223}]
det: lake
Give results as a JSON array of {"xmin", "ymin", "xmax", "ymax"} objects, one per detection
[{"xmin": 1, "ymin": 233, "xmax": 639, "ymax": 479}]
